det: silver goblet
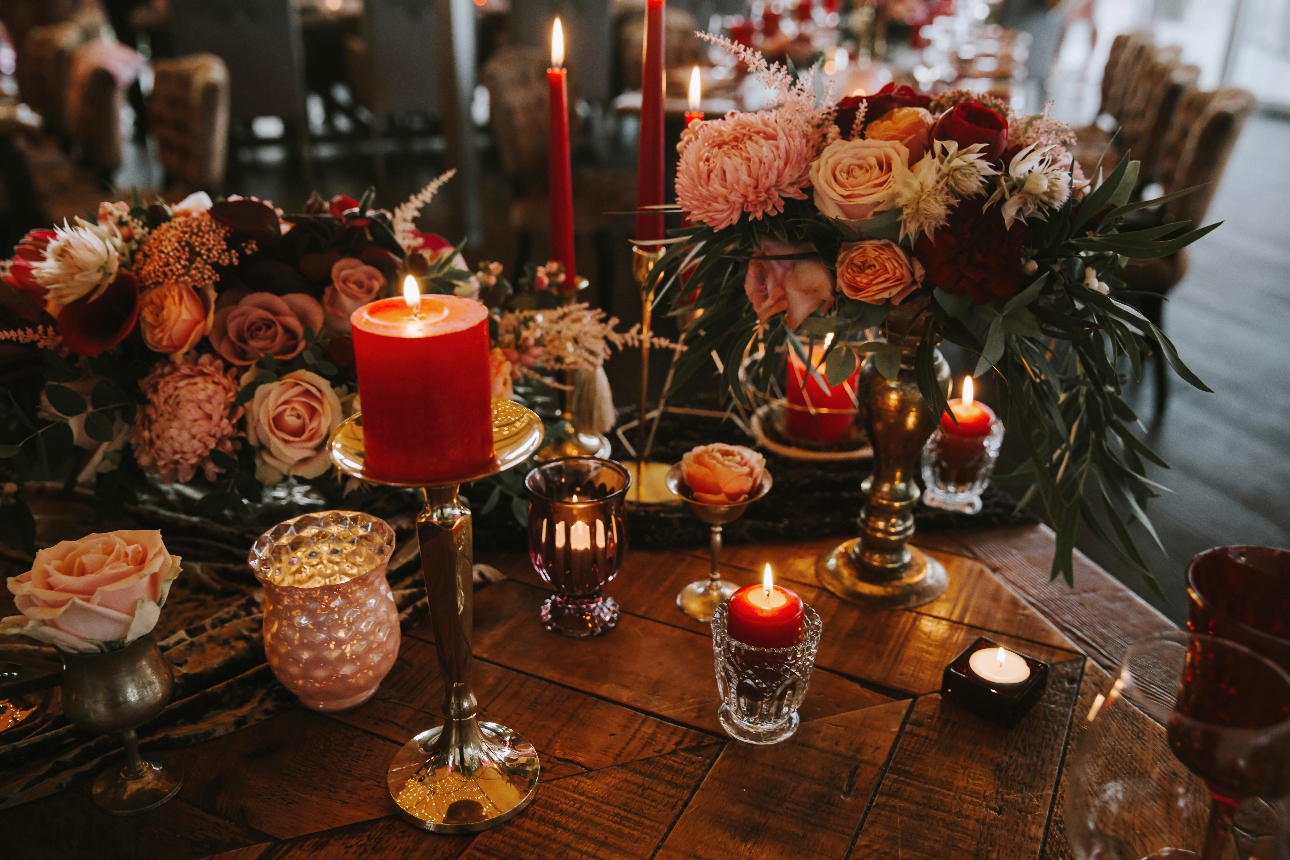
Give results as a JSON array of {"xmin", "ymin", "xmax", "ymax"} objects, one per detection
[
  {"xmin": 665, "ymin": 464, "xmax": 773, "ymax": 622},
  {"xmin": 60, "ymin": 634, "xmax": 184, "ymax": 815}
]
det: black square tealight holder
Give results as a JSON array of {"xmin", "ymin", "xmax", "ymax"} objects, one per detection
[{"xmin": 941, "ymin": 637, "xmax": 1050, "ymax": 727}]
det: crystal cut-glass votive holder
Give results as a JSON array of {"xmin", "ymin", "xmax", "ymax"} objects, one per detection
[
  {"xmin": 711, "ymin": 602, "xmax": 822, "ymax": 744},
  {"xmin": 921, "ymin": 418, "xmax": 1005, "ymax": 514},
  {"xmin": 248, "ymin": 511, "xmax": 400, "ymax": 712}
]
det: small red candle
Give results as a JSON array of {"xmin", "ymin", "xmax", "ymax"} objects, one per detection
[
  {"xmin": 935, "ymin": 376, "xmax": 998, "ymax": 483},
  {"xmin": 940, "ymin": 376, "xmax": 995, "ymax": 437},
  {"xmin": 762, "ymin": 7, "xmax": 782, "ymax": 37},
  {"xmin": 683, "ymin": 65, "xmax": 704, "ymax": 129},
  {"xmin": 728, "ymin": 16, "xmax": 755, "ymax": 48},
  {"xmin": 727, "ymin": 565, "xmax": 806, "ymax": 649},
  {"xmin": 636, "ymin": 0, "xmax": 666, "ymax": 244},
  {"xmin": 351, "ymin": 279, "xmax": 493, "ymax": 485},
  {"xmin": 796, "ymin": 0, "xmax": 814, "ymax": 23},
  {"xmin": 785, "ymin": 338, "xmax": 858, "ymax": 444},
  {"xmin": 547, "ymin": 18, "xmax": 576, "ymax": 285}
]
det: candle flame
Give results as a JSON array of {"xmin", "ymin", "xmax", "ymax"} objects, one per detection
[
  {"xmin": 688, "ymin": 66, "xmax": 702, "ymax": 110},
  {"xmin": 763, "ymin": 563, "xmax": 774, "ymax": 598},
  {"xmin": 402, "ymin": 275, "xmax": 421, "ymax": 316},
  {"xmin": 996, "ymin": 646, "xmax": 1007, "ymax": 667},
  {"xmin": 962, "ymin": 375, "xmax": 975, "ymax": 407},
  {"xmin": 551, "ymin": 17, "xmax": 564, "ymax": 68}
]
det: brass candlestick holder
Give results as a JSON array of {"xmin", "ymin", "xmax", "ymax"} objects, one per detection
[
  {"xmin": 817, "ymin": 309, "xmax": 952, "ymax": 609},
  {"xmin": 328, "ymin": 399, "xmax": 544, "ymax": 832},
  {"xmin": 622, "ymin": 244, "xmax": 680, "ymax": 507}
]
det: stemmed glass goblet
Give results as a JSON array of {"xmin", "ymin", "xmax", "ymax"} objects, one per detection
[{"xmin": 665, "ymin": 464, "xmax": 773, "ymax": 622}]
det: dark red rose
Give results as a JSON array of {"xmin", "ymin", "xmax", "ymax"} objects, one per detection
[
  {"xmin": 325, "ymin": 334, "xmax": 355, "ymax": 369},
  {"xmin": 834, "ymin": 83, "xmax": 932, "ymax": 139},
  {"xmin": 56, "ymin": 271, "xmax": 140, "ymax": 356},
  {"xmin": 2, "ymin": 228, "xmax": 56, "ymax": 320},
  {"xmin": 298, "ymin": 250, "xmax": 343, "ymax": 283},
  {"xmin": 932, "ymin": 102, "xmax": 1008, "ymax": 163},
  {"xmin": 407, "ymin": 230, "xmax": 455, "ymax": 256},
  {"xmin": 915, "ymin": 197, "xmax": 1030, "ymax": 304},
  {"xmin": 328, "ymin": 195, "xmax": 362, "ymax": 218}
]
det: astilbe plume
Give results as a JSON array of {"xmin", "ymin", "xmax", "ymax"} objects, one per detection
[{"xmin": 392, "ymin": 169, "xmax": 457, "ymax": 253}]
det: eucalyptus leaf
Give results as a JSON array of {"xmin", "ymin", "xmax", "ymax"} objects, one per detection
[
  {"xmin": 84, "ymin": 411, "xmax": 115, "ymax": 443},
  {"xmin": 44, "ymin": 384, "xmax": 86, "ymax": 417},
  {"xmin": 874, "ymin": 349, "xmax": 900, "ymax": 379},
  {"xmin": 824, "ymin": 346, "xmax": 858, "ymax": 386}
]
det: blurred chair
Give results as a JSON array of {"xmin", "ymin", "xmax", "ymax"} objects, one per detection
[
  {"xmin": 169, "ymin": 0, "xmax": 311, "ymax": 181},
  {"xmin": 1120, "ymin": 86, "xmax": 1254, "ymax": 416},
  {"xmin": 343, "ymin": 0, "xmax": 439, "ymax": 179},
  {"xmin": 15, "ymin": 9, "xmax": 106, "ymax": 141},
  {"xmin": 65, "ymin": 41, "xmax": 146, "ymax": 182},
  {"xmin": 482, "ymin": 45, "xmax": 636, "ymax": 307},
  {"xmin": 1071, "ymin": 29, "xmax": 1150, "ymax": 176},
  {"xmin": 149, "ymin": 54, "xmax": 231, "ymax": 192},
  {"xmin": 1117, "ymin": 53, "xmax": 1198, "ymax": 186},
  {"xmin": 617, "ymin": 7, "xmax": 703, "ymax": 93}
]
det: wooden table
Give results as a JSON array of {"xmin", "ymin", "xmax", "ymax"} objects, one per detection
[{"xmin": 3, "ymin": 525, "xmax": 1177, "ymax": 859}]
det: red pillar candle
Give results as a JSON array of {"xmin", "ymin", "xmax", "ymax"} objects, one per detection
[
  {"xmin": 727, "ymin": 565, "xmax": 806, "ymax": 648},
  {"xmin": 636, "ymin": 0, "xmax": 666, "ymax": 244},
  {"xmin": 935, "ymin": 376, "xmax": 998, "ymax": 482},
  {"xmin": 548, "ymin": 18, "xmax": 576, "ymax": 285},
  {"xmin": 939, "ymin": 376, "xmax": 995, "ymax": 437},
  {"xmin": 785, "ymin": 341, "xmax": 859, "ymax": 444},
  {"xmin": 351, "ymin": 279, "xmax": 494, "ymax": 485}
]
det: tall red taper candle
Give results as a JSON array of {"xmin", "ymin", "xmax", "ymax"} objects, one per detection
[
  {"xmin": 351, "ymin": 280, "xmax": 493, "ymax": 485},
  {"xmin": 547, "ymin": 18, "xmax": 576, "ymax": 284},
  {"xmin": 636, "ymin": 0, "xmax": 666, "ymax": 244}
]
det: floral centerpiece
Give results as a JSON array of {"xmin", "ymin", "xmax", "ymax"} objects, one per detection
[
  {"xmin": 657, "ymin": 37, "xmax": 1216, "ymax": 590},
  {"xmin": 0, "ymin": 175, "xmax": 629, "ymax": 551}
]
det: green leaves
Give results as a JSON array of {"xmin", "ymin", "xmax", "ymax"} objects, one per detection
[
  {"xmin": 823, "ymin": 345, "xmax": 858, "ymax": 386},
  {"xmin": 44, "ymin": 384, "xmax": 86, "ymax": 417}
]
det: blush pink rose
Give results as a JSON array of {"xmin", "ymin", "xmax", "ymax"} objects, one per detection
[
  {"xmin": 865, "ymin": 107, "xmax": 935, "ymax": 164},
  {"xmin": 744, "ymin": 238, "xmax": 836, "ymax": 329},
  {"xmin": 488, "ymin": 348, "xmax": 514, "ymax": 400},
  {"xmin": 210, "ymin": 292, "xmax": 325, "ymax": 366},
  {"xmin": 809, "ymin": 137, "xmax": 908, "ymax": 222},
  {"xmin": 1, "ymin": 530, "xmax": 182, "ymax": 653},
  {"xmin": 139, "ymin": 281, "xmax": 214, "ymax": 355},
  {"xmin": 681, "ymin": 443, "xmax": 767, "ymax": 504},
  {"xmin": 836, "ymin": 240, "xmax": 923, "ymax": 305},
  {"xmin": 244, "ymin": 369, "xmax": 344, "ymax": 483},
  {"xmin": 323, "ymin": 257, "xmax": 385, "ymax": 336}
]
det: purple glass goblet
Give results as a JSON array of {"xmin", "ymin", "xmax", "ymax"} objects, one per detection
[
  {"xmin": 1188, "ymin": 546, "xmax": 1290, "ymax": 673},
  {"xmin": 526, "ymin": 457, "xmax": 631, "ymax": 637}
]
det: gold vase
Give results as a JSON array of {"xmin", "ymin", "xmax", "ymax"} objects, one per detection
[{"xmin": 817, "ymin": 308, "xmax": 951, "ymax": 608}]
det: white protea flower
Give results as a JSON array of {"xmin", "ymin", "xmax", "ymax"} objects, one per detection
[
  {"xmin": 992, "ymin": 143, "xmax": 1072, "ymax": 229},
  {"xmin": 932, "ymin": 139, "xmax": 997, "ymax": 198},
  {"xmin": 893, "ymin": 154, "xmax": 953, "ymax": 242},
  {"xmin": 36, "ymin": 218, "xmax": 123, "ymax": 305}
]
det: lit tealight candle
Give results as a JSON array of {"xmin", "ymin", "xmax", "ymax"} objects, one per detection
[
  {"xmin": 968, "ymin": 646, "xmax": 1031, "ymax": 686},
  {"xmin": 941, "ymin": 376, "xmax": 994, "ymax": 437}
]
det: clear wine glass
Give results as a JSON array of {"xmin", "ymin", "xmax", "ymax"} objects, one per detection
[{"xmin": 1065, "ymin": 632, "xmax": 1290, "ymax": 860}]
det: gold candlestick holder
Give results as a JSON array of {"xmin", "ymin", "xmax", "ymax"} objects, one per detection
[
  {"xmin": 622, "ymin": 244, "xmax": 681, "ymax": 507},
  {"xmin": 328, "ymin": 399, "xmax": 544, "ymax": 832}
]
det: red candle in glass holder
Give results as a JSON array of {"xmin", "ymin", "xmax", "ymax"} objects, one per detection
[
  {"xmin": 785, "ymin": 340, "xmax": 858, "ymax": 444},
  {"xmin": 351, "ymin": 279, "xmax": 493, "ymax": 485},
  {"xmin": 935, "ymin": 376, "xmax": 997, "ymax": 480},
  {"xmin": 727, "ymin": 565, "xmax": 805, "ymax": 648}
]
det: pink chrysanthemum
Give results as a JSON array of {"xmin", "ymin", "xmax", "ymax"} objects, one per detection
[
  {"xmin": 676, "ymin": 111, "xmax": 819, "ymax": 231},
  {"xmin": 131, "ymin": 354, "xmax": 244, "ymax": 483}
]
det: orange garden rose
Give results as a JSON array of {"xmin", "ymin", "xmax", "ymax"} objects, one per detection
[
  {"xmin": 836, "ymin": 239, "xmax": 923, "ymax": 305},
  {"xmin": 865, "ymin": 107, "xmax": 935, "ymax": 164},
  {"xmin": 1, "ymin": 530, "xmax": 182, "ymax": 653},
  {"xmin": 681, "ymin": 443, "xmax": 767, "ymax": 505},
  {"xmin": 139, "ymin": 281, "xmax": 213, "ymax": 355}
]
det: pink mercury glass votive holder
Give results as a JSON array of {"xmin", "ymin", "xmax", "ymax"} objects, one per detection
[{"xmin": 249, "ymin": 511, "xmax": 400, "ymax": 712}]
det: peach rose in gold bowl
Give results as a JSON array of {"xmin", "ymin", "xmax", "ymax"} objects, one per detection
[
  {"xmin": 139, "ymin": 281, "xmax": 214, "ymax": 356},
  {"xmin": 244, "ymin": 368, "xmax": 344, "ymax": 483},
  {"xmin": 1, "ymin": 530, "xmax": 182, "ymax": 653},
  {"xmin": 680, "ymin": 443, "xmax": 768, "ymax": 505},
  {"xmin": 865, "ymin": 107, "xmax": 935, "ymax": 164},
  {"xmin": 837, "ymin": 239, "xmax": 923, "ymax": 305}
]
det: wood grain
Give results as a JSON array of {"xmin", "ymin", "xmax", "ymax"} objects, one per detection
[
  {"xmin": 260, "ymin": 816, "xmax": 470, "ymax": 860},
  {"xmin": 198, "ymin": 848, "xmax": 272, "ymax": 860},
  {"xmin": 655, "ymin": 700, "xmax": 911, "ymax": 860},
  {"xmin": 851, "ymin": 658, "xmax": 1083, "ymax": 858},
  {"xmin": 1040, "ymin": 658, "xmax": 1109, "ymax": 860}
]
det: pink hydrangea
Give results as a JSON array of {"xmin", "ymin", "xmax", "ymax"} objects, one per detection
[
  {"xmin": 130, "ymin": 354, "xmax": 244, "ymax": 483},
  {"xmin": 675, "ymin": 110, "xmax": 819, "ymax": 231}
]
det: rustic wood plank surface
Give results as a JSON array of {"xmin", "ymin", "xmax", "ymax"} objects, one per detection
[{"xmin": 4, "ymin": 525, "xmax": 1180, "ymax": 860}]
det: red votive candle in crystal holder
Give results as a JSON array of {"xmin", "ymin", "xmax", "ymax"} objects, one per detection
[
  {"xmin": 727, "ymin": 564, "xmax": 805, "ymax": 648},
  {"xmin": 922, "ymin": 376, "xmax": 1004, "ymax": 514},
  {"xmin": 350, "ymin": 279, "xmax": 493, "ymax": 485}
]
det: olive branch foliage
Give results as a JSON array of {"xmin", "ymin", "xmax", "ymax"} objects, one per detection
[{"xmin": 645, "ymin": 155, "xmax": 1217, "ymax": 593}]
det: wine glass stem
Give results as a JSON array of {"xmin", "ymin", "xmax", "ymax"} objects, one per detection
[
  {"xmin": 709, "ymin": 525, "xmax": 723, "ymax": 588},
  {"xmin": 119, "ymin": 728, "xmax": 146, "ymax": 780},
  {"xmin": 1200, "ymin": 794, "xmax": 1238, "ymax": 860}
]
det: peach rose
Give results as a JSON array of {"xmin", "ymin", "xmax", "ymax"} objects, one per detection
[
  {"xmin": 488, "ymin": 348, "xmax": 514, "ymax": 400},
  {"xmin": 210, "ymin": 292, "xmax": 324, "ymax": 366},
  {"xmin": 836, "ymin": 240, "xmax": 923, "ymax": 305},
  {"xmin": 244, "ymin": 369, "xmax": 344, "ymax": 483},
  {"xmin": 865, "ymin": 107, "xmax": 935, "ymax": 164},
  {"xmin": 744, "ymin": 238, "xmax": 836, "ymax": 329},
  {"xmin": 1, "ymin": 530, "xmax": 182, "ymax": 653},
  {"xmin": 809, "ymin": 137, "xmax": 908, "ymax": 222},
  {"xmin": 323, "ymin": 257, "xmax": 385, "ymax": 336},
  {"xmin": 139, "ymin": 281, "xmax": 214, "ymax": 355},
  {"xmin": 681, "ymin": 443, "xmax": 767, "ymax": 505}
]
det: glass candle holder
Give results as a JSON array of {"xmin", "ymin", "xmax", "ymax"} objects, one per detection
[
  {"xmin": 921, "ymin": 417, "xmax": 1005, "ymax": 514},
  {"xmin": 526, "ymin": 457, "xmax": 630, "ymax": 637},
  {"xmin": 249, "ymin": 511, "xmax": 400, "ymax": 712},
  {"xmin": 710, "ymin": 602, "xmax": 822, "ymax": 744}
]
